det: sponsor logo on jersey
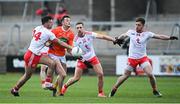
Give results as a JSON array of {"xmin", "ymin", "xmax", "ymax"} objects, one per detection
[{"xmin": 59, "ymin": 37, "xmax": 68, "ymax": 43}]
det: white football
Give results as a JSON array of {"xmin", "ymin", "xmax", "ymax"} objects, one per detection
[{"xmin": 71, "ymin": 47, "xmax": 83, "ymax": 56}]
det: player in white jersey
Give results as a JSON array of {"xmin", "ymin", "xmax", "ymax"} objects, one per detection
[
  {"xmin": 109, "ymin": 17, "xmax": 178, "ymax": 97},
  {"xmin": 60, "ymin": 22, "xmax": 116, "ymax": 97},
  {"xmin": 11, "ymin": 16, "xmax": 73, "ymax": 96}
]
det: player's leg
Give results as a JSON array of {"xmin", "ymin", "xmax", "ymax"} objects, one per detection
[
  {"xmin": 11, "ymin": 50, "xmax": 41, "ymax": 96},
  {"xmin": 37, "ymin": 54, "xmax": 59, "ymax": 96},
  {"xmin": 109, "ymin": 58, "xmax": 136, "ymax": 97},
  {"xmin": 53, "ymin": 56, "xmax": 67, "ymax": 90},
  {"xmin": 53, "ymin": 59, "xmax": 67, "ymax": 96},
  {"xmin": 92, "ymin": 63, "xmax": 106, "ymax": 97},
  {"xmin": 61, "ymin": 66, "xmax": 83, "ymax": 95},
  {"xmin": 39, "ymin": 55, "xmax": 56, "ymax": 71},
  {"xmin": 109, "ymin": 69, "xmax": 132, "ymax": 97},
  {"xmin": 141, "ymin": 61, "xmax": 162, "ymax": 97},
  {"xmin": 61, "ymin": 60, "xmax": 85, "ymax": 95},
  {"xmin": 42, "ymin": 67, "xmax": 54, "ymax": 89},
  {"xmin": 11, "ymin": 65, "xmax": 35, "ymax": 96},
  {"xmin": 40, "ymin": 55, "xmax": 56, "ymax": 87},
  {"xmin": 109, "ymin": 58, "xmax": 138, "ymax": 97},
  {"xmin": 53, "ymin": 62, "xmax": 66, "ymax": 91},
  {"xmin": 40, "ymin": 64, "xmax": 48, "ymax": 89}
]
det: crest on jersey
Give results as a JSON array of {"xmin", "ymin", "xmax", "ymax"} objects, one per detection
[{"xmin": 59, "ymin": 37, "xmax": 68, "ymax": 43}]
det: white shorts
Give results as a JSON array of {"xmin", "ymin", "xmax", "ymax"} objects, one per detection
[{"xmin": 48, "ymin": 54, "xmax": 66, "ymax": 64}]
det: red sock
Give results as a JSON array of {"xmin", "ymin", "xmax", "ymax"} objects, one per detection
[
  {"xmin": 64, "ymin": 84, "xmax": 68, "ymax": 88},
  {"xmin": 99, "ymin": 90, "xmax": 103, "ymax": 93},
  {"xmin": 45, "ymin": 76, "xmax": 52, "ymax": 82}
]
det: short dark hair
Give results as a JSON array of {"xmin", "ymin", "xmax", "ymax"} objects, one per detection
[
  {"xmin": 61, "ymin": 15, "xmax": 70, "ymax": 22},
  {"xmin": 41, "ymin": 16, "xmax": 53, "ymax": 25},
  {"xmin": 76, "ymin": 22, "xmax": 84, "ymax": 26},
  {"xmin": 136, "ymin": 17, "xmax": 145, "ymax": 25}
]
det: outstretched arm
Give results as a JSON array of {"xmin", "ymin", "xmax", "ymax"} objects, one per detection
[
  {"xmin": 96, "ymin": 33, "xmax": 115, "ymax": 42},
  {"xmin": 152, "ymin": 34, "xmax": 178, "ymax": 40},
  {"xmin": 52, "ymin": 38, "xmax": 73, "ymax": 50}
]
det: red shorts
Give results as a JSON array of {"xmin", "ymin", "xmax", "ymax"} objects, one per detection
[
  {"xmin": 24, "ymin": 50, "xmax": 41, "ymax": 69},
  {"xmin": 77, "ymin": 56, "xmax": 100, "ymax": 69},
  {"xmin": 128, "ymin": 56, "xmax": 151, "ymax": 69}
]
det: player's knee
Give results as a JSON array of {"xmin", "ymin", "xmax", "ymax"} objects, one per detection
[
  {"xmin": 124, "ymin": 70, "xmax": 131, "ymax": 77},
  {"xmin": 49, "ymin": 61, "xmax": 56, "ymax": 69},
  {"xmin": 61, "ymin": 73, "xmax": 67, "ymax": 78},
  {"xmin": 97, "ymin": 72, "xmax": 104, "ymax": 78},
  {"xmin": 25, "ymin": 73, "xmax": 32, "ymax": 79},
  {"xmin": 147, "ymin": 73, "xmax": 153, "ymax": 78}
]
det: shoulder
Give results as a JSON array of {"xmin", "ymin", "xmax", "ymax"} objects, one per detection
[
  {"xmin": 35, "ymin": 25, "xmax": 42, "ymax": 29},
  {"xmin": 142, "ymin": 31, "xmax": 155, "ymax": 37},
  {"xmin": 127, "ymin": 29, "xmax": 136, "ymax": 36},
  {"xmin": 143, "ymin": 31, "xmax": 155, "ymax": 35},
  {"xmin": 127, "ymin": 29, "xmax": 135, "ymax": 33},
  {"xmin": 85, "ymin": 31, "xmax": 97, "ymax": 37},
  {"xmin": 51, "ymin": 26, "xmax": 61, "ymax": 34},
  {"xmin": 85, "ymin": 31, "xmax": 93, "ymax": 35},
  {"xmin": 33, "ymin": 25, "xmax": 42, "ymax": 31},
  {"xmin": 44, "ymin": 28, "xmax": 55, "ymax": 36}
]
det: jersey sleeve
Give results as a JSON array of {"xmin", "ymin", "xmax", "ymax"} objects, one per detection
[
  {"xmin": 91, "ymin": 32, "xmax": 98, "ymax": 38},
  {"xmin": 148, "ymin": 31, "xmax": 155, "ymax": 38},
  {"xmin": 126, "ymin": 29, "xmax": 133, "ymax": 37}
]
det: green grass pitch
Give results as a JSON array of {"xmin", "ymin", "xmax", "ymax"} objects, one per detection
[{"xmin": 0, "ymin": 73, "xmax": 180, "ymax": 103}]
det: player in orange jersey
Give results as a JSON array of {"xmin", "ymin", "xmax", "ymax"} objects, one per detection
[{"xmin": 41, "ymin": 15, "xmax": 74, "ymax": 96}]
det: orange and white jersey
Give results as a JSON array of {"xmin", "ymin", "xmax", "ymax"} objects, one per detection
[
  {"xmin": 74, "ymin": 31, "xmax": 97, "ymax": 61},
  {"xmin": 127, "ymin": 29, "xmax": 155, "ymax": 59},
  {"xmin": 28, "ymin": 25, "xmax": 56, "ymax": 55},
  {"xmin": 48, "ymin": 26, "xmax": 74, "ymax": 56}
]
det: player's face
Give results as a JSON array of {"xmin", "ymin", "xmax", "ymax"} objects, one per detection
[
  {"xmin": 47, "ymin": 19, "xmax": 53, "ymax": 29},
  {"xmin": 76, "ymin": 24, "xmax": 84, "ymax": 36},
  {"xmin": 135, "ymin": 22, "xmax": 144, "ymax": 32},
  {"xmin": 62, "ymin": 18, "xmax": 71, "ymax": 28}
]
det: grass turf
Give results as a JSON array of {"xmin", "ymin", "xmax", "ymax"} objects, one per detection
[{"xmin": 0, "ymin": 73, "xmax": 180, "ymax": 103}]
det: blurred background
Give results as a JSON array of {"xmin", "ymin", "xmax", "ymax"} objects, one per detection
[{"xmin": 0, "ymin": 0, "xmax": 179, "ymax": 76}]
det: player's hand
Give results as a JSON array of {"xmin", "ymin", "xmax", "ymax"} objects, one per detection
[
  {"xmin": 45, "ymin": 40, "xmax": 53, "ymax": 47},
  {"xmin": 113, "ymin": 37, "xmax": 124, "ymax": 46},
  {"xmin": 170, "ymin": 36, "xmax": 178, "ymax": 40}
]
